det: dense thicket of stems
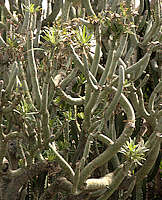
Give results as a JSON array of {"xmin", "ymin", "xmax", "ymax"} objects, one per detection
[{"xmin": 0, "ymin": 0, "xmax": 161, "ymax": 199}]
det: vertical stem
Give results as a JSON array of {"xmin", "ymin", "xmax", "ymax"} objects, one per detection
[
  {"xmin": 91, "ymin": 24, "xmax": 101, "ymax": 77},
  {"xmin": 6, "ymin": 62, "xmax": 18, "ymax": 96},
  {"xmin": 21, "ymin": 0, "xmax": 30, "ymax": 34},
  {"xmin": 41, "ymin": 69, "xmax": 50, "ymax": 142},
  {"xmin": 27, "ymin": 29, "xmax": 42, "ymax": 108},
  {"xmin": 99, "ymin": 40, "xmax": 115, "ymax": 85},
  {"xmin": 62, "ymin": 0, "xmax": 71, "ymax": 22},
  {"xmin": 111, "ymin": 0, "xmax": 120, "ymax": 11},
  {"xmin": 138, "ymin": 0, "xmax": 144, "ymax": 15},
  {"xmin": 107, "ymin": 34, "xmax": 128, "ymax": 81},
  {"xmin": 0, "ymin": 80, "xmax": 6, "ymax": 169},
  {"xmin": 82, "ymin": 0, "xmax": 96, "ymax": 16},
  {"xmin": 109, "ymin": 115, "xmax": 120, "ymax": 168},
  {"xmin": 136, "ymin": 183, "xmax": 143, "ymax": 200},
  {"xmin": 18, "ymin": 61, "xmax": 36, "ymax": 110}
]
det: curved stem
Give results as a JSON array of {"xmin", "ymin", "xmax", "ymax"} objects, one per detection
[
  {"xmin": 79, "ymin": 109, "xmax": 135, "ymax": 186},
  {"xmin": 49, "ymin": 142, "xmax": 75, "ymax": 180},
  {"xmin": 96, "ymin": 162, "xmax": 131, "ymax": 200},
  {"xmin": 58, "ymin": 88, "xmax": 85, "ymax": 105},
  {"xmin": 126, "ymin": 52, "xmax": 151, "ymax": 81},
  {"xmin": 136, "ymin": 135, "xmax": 161, "ymax": 184},
  {"xmin": 142, "ymin": 0, "xmax": 160, "ymax": 46},
  {"xmin": 104, "ymin": 65, "xmax": 125, "ymax": 121},
  {"xmin": 148, "ymin": 81, "xmax": 162, "ymax": 113},
  {"xmin": 96, "ymin": 134, "xmax": 114, "ymax": 146},
  {"xmin": 70, "ymin": 45, "xmax": 98, "ymax": 85}
]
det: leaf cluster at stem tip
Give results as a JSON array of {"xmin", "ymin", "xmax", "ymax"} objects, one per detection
[{"xmin": 120, "ymin": 137, "xmax": 149, "ymax": 166}]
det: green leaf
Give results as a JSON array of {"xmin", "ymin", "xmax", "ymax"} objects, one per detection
[
  {"xmin": 119, "ymin": 137, "xmax": 149, "ymax": 166},
  {"xmin": 75, "ymin": 25, "xmax": 93, "ymax": 45},
  {"xmin": 83, "ymin": 25, "xmax": 86, "ymax": 40},
  {"xmin": 77, "ymin": 112, "xmax": 84, "ymax": 119}
]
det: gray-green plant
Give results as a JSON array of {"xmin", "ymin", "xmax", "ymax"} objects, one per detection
[{"xmin": 0, "ymin": 0, "xmax": 161, "ymax": 200}]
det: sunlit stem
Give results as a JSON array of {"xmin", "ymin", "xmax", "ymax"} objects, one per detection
[
  {"xmin": 83, "ymin": 50, "xmax": 98, "ymax": 91},
  {"xmin": 58, "ymin": 88, "xmax": 85, "ymax": 105},
  {"xmin": 62, "ymin": 0, "xmax": 71, "ymax": 22},
  {"xmin": 90, "ymin": 23, "xmax": 101, "ymax": 77},
  {"xmin": 107, "ymin": 34, "xmax": 128, "ymax": 81},
  {"xmin": 72, "ymin": 162, "xmax": 80, "ymax": 194},
  {"xmin": 80, "ymin": 133, "xmax": 93, "ymax": 170},
  {"xmin": 27, "ymin": 30, "xmax": 42, "ymax": 108},
  {"xmin": 49, "ymin": 142, "xmax": 75, "ymax": 181},
  {"xmin": 126, "ymin": 52, "xmax": 151, "ymax": 81},
  {"xmin": 79, "ymin": 121, "xmax": 135, "ymax": 186},
  {"xmin": 96, "ymin": 162, "xmax": 131, "ymax": 200}
]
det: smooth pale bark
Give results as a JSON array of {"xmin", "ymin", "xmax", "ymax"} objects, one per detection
[{"xmin": 0, "ymin": 0, "xmax": 161, "ymax": 199}]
